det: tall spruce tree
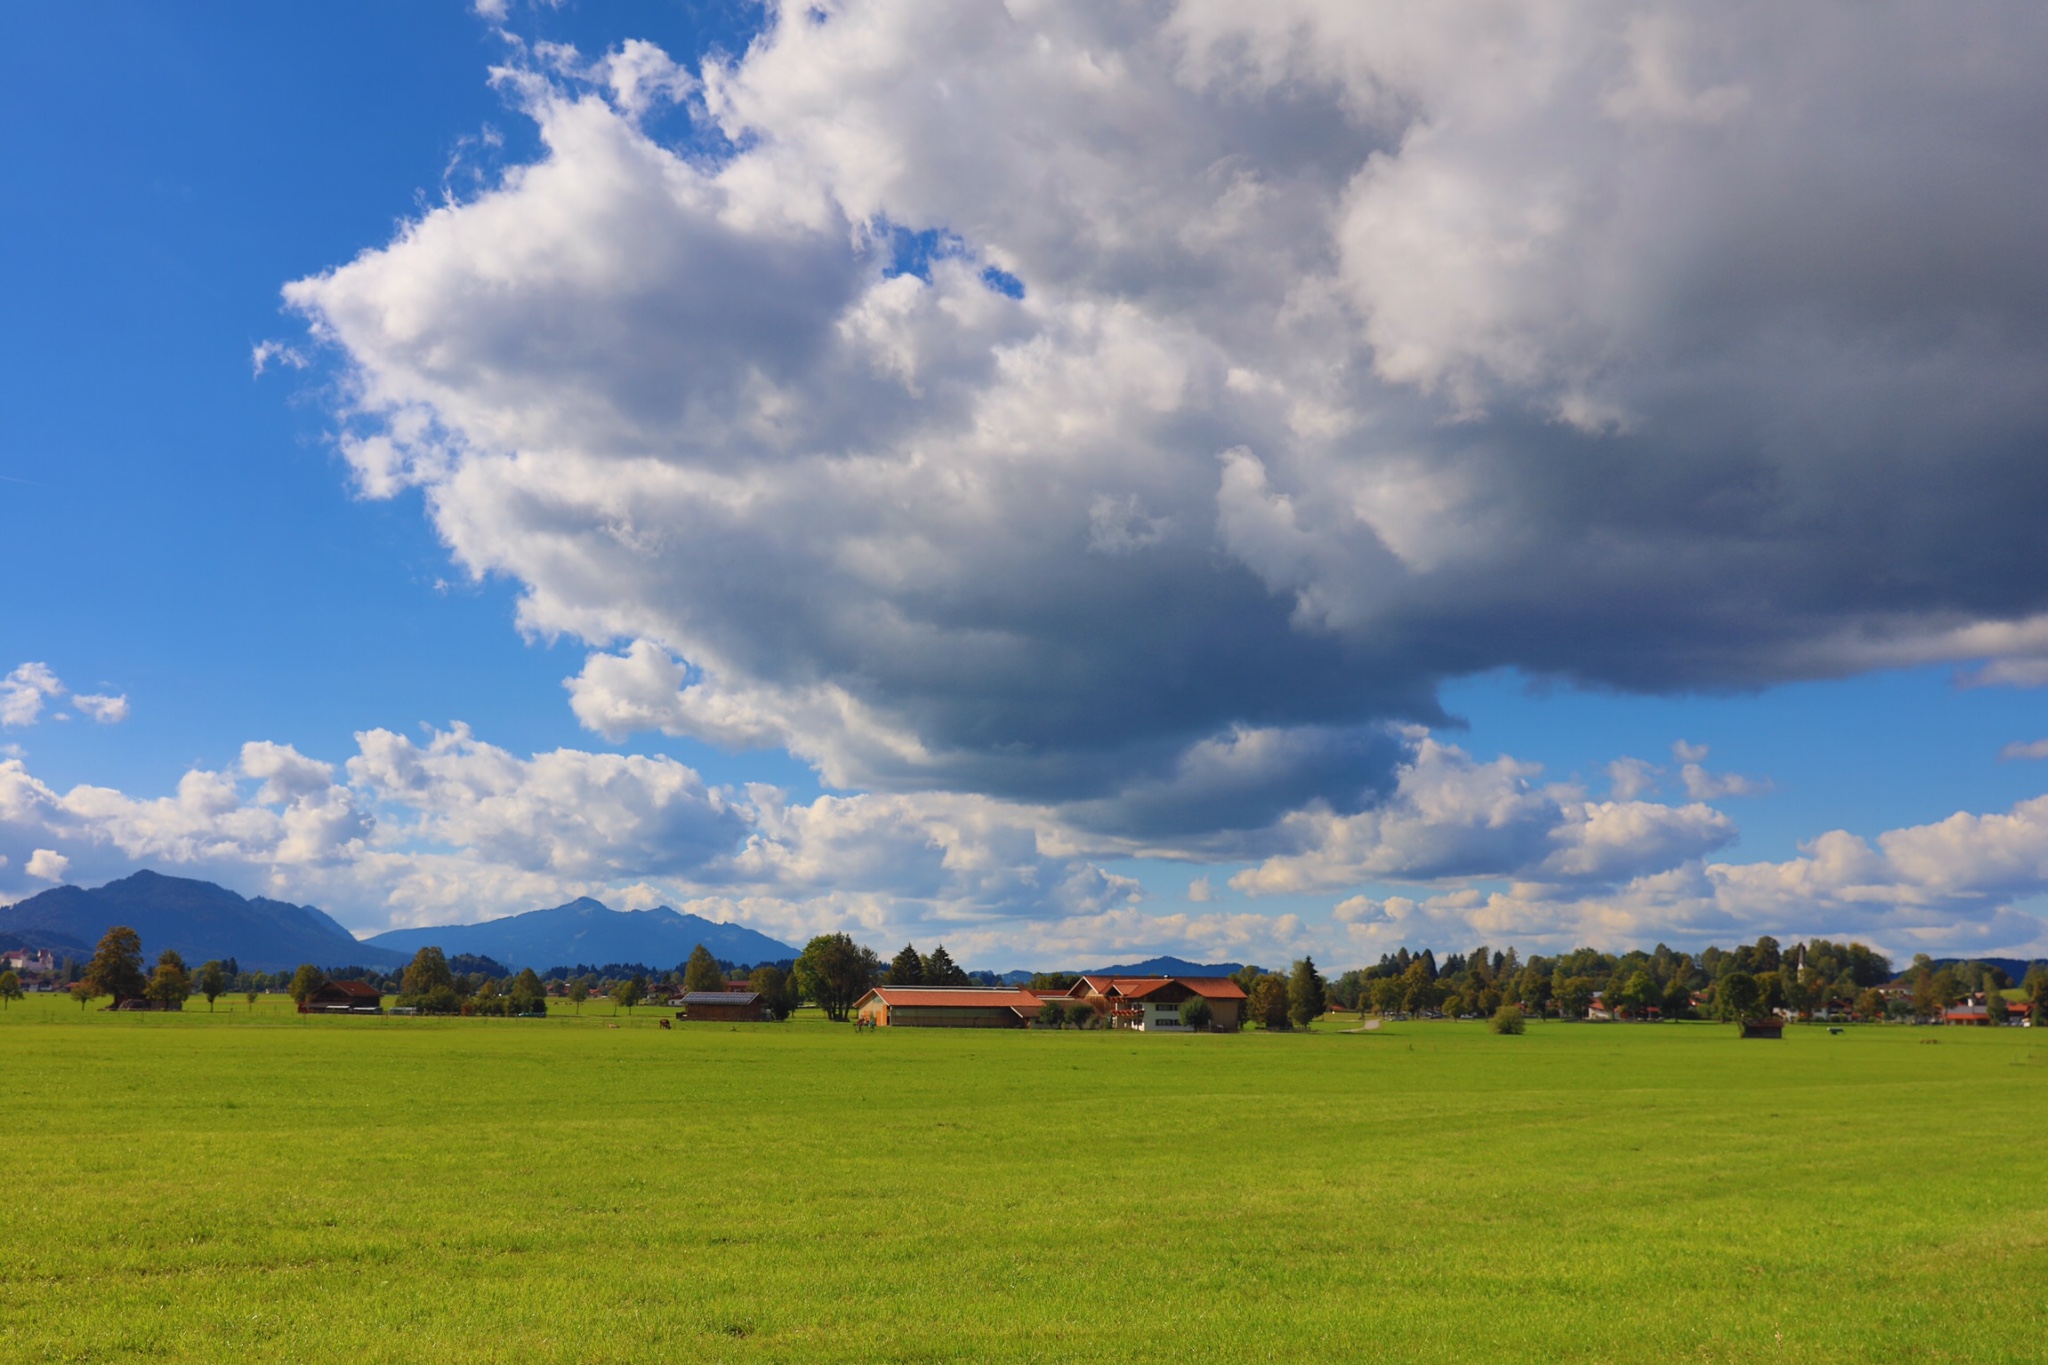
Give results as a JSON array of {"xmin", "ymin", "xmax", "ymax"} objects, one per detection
[
  {"xmin": 683, "ymin": 944, "xmax": 725, "ymax": 993},
  {"xmin": 1287, "ymin": 956, "xmax": 1326, "ymax": 1028},
  {"xmin": 887, "ymin": 943, "xmax": 926, "ymax": 986},
  {"xmin": 921, "ymin": 945, "xmax": 969, "ymax": 987}
]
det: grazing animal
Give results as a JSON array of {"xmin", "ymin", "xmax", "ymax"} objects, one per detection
[{"xmin": 658, "ymin": 1018, "xmax": 672, "ymax": 1030}]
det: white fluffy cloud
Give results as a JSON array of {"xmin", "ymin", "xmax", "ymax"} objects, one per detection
[
  {"xmin": 1, "ymin": 665, "xmax": 64, "ymax": 728},
  {"xmin": 0, "ymin": 663, "xmax": 128, "ymax": 728},
  {"xmin": 281, "ymin": 2, "xmax": 2048, "ymax": 835},
  {"xmin": 25, "ymin": 848, "xmax": 69, "ymax": 882},
  {"xmin": 1229, "ymin": 736, "xmax": 1738, "ymax": 894},
  {"xmin": 2, "ymin": 717, "xmax": 2045, "ymax": 961}
]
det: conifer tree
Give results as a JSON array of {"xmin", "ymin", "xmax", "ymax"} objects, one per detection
[
  {"xmin": 921, "ymin": 944, "xmax": 968, "ymax": 987},
  {"xmin": 887, "ymin": 943, "xmax": 926, "ymax": 986},
  {"xmin": 1287, "ymin": 956, "xmax": 1326, "ymax": 1028}
]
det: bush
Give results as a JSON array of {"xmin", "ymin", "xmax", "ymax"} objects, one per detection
[
  {"xmin": 1037, "ymin": 1001, "xmax": 1067, "ymax": 1028},
  {"xmin": 1178, "ymin": 997, "xmax": 1214, "ymax": 1031},
  {"xmin": 1066, "ymin": 1003, "xmax": 1097, "ymax": 1030},
  {"xmin": 1490, "ymin": 1005, "xmax": 1526, "ymax": 1035}
]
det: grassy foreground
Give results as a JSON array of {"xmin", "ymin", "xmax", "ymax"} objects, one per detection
[{"xmin": 2, "ymin": 1000, "xmax": 2044, "ymax": 1363}]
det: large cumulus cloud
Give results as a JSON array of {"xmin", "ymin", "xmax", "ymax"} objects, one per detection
[{"xmin": 284, "ymin": 0, "xmax": 2048, "ymax": 840}]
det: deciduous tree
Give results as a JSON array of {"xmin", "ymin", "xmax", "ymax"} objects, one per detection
[
  {"xmin": 1553, "ymin": 975, "xmax": 1597, "ymax": 1020},
  {"xmin": 568, "ymin": 977, "xmax": 591, "ymax": 1014},
  {"xmin": 83, "ymin": 926, "xmax": 147, "ymax": 1005},
  {"xmin": 0, "ymin": 970, "xmax": 21, "ymax": 1009},
  {"xmin": 196, "ymin": 960, "xmax": 227, "ymax": 1011},
  {"xmin": 1715, "ymin": 971, "xmax": 1761, "ymax": 1021},
  {"xmin": 683, "ymin": 945, "xmax": 724, "ymax": 994},
  {"xmin": 1178, "ymin": 996, "xmax": 1214, "ymax": 1031},
  {"xmin": 509, "ymin": 968, "xmax": 547, "ymax": 1015},
  {"xmin": 610, "ymin": 975, "xmax": 646, "ymax": 1014},
  {"xmin": 1614, "ymin": 970, "xmax": 1657, "ymax": 1019},
  {"xmin": 795, "ymin": 933, "xmax": 878, "ymax": 1021},
  {"xmin": 748, "ymin": 965, "xmax": 796, "ymax": 1020},
  {"xmin": 288, "ymin": 963, "xmax": 327, "ymax": 1007},
  {"xmin": 1250, "ymin": 974, "xmax": 1290, "ymax": 1030},
  {"xmin": 146, "ymin": 951, "xmax": 191, "ymax": 1010}
]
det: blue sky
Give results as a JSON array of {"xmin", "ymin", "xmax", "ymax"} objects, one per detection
[{"xmin": 5, "ymin": 1, "xmax": 2048, "ymax": 967}]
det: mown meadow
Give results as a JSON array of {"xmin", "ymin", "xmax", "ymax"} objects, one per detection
[{"xmin": 2, "ymin": 996, "xmax": 2044, "ymax": 1363}]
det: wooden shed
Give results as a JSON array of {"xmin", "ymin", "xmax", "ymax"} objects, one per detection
[
  {"xmin": 680, "ymin": 990, "xmax": 768, "ymax": 1022},
  {"xmin": 300, "ymin": 980, "xmax": 383, "ymax": 1014},
  {"xmin": 854, "ymin": 987, "xmax": 1044, "ymax": 1028}
]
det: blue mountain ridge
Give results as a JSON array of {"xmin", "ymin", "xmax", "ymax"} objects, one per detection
[
  {"xmin": 0, "ymin": 870, "xmax": 406, "ymax": 973},
  {"xmin": 986, "ymin": 957, "xmax": 1248, "ymax": 983},
  {"xmin": 365, "ymin": 897, "xmax": 798, "ymax": 971}
]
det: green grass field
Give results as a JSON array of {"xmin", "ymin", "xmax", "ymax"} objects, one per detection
[{"xmin": 3, "ymin": 997, "xmax": 2044, "ymax": 1363}]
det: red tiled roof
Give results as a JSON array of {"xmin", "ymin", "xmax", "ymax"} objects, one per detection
[
  {"xmin": 1109, "ymin": 976, "xmax": 1247, "ymax": 1001},
  {"xmin": 858, "ymin": 987, "xmax": 1047, "ymax": 1011},
  {"xmin": 321, "ymin": 980, "xmax": 382, "ymax": 999}
]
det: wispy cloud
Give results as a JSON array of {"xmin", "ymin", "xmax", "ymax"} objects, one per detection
[{"xmin": 0, "ymin": 663, "xmax": 127, "ymax": 729}]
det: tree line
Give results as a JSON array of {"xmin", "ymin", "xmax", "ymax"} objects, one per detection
[
  {"xmin": 46, "ymin": 924, "xmax": 2048, "ymax": 1027},
  {"xmin": 1321, "ymin": 936, "xmax": 2047, "ymax": 1024}
]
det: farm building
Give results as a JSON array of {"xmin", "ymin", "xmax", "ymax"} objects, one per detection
[
  {"xmin": 679, "ymin": 990, "xmax": 768, "ymax": 1022},
  {"xmin": 300, "ymin": 980, "xmax": 383, "ymax": 1014},
  {"xmin": 1065, "ymin": 975, "xmax": 1246, "ymax": 1031},
  {"xmin": 854, "ymin": 986, "xmax": 1045, "ymax": 1028},
  {"xmin": 1942, "ymin": 1002, "xmax": 1992, "ymax": 1025}
]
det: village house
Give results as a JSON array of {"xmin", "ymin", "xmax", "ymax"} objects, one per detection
[
  {"xmin": 3, "ymin": 948, "xmax": 57, "ymax": 975},
  {"xmin": 678, "ymin": 990, "xmax": 768, "ymax": 1022},
  {"xmin": 854, "ymin": 986, "xmax": 1045, "ymax": 1028},
  {"xmin": 1942, "ymin": 999, "xmax": 1993, "ymax": 1026},
  {"xmin": 1063, "ymin": 975, "xmax": 1246, "ymax": 1031},
  {"xmin": 299, "ymin": 980, "xmax": 383, "ymax": 1014}
]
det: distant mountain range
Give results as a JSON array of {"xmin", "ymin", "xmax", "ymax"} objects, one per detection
[
  {"xmin": 0, "ymin": 872, "xmax": 800, "ymax": 975},
  {"xmin": 1081, "ymin": 956, "xmax": 1246, "ymax": 977},
  {"xmin": 0, "ymin": 871, "xmax": 407, "ymax": 973},
  {"xmin": 985, "ymin": 956, "xmax": 1249, "ymax": 983},
  {"xmin": 366, "ymin": 897, "xmax": 798, "ymax": 970},
  {"xmin": 1921, "ymin": 957, "xmax": 2048, "ymax": 983}
]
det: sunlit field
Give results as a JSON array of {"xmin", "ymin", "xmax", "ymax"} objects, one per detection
[{"xmin": 3, "ymin": 996, "xmax": 2044, "ymax": 1363}]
